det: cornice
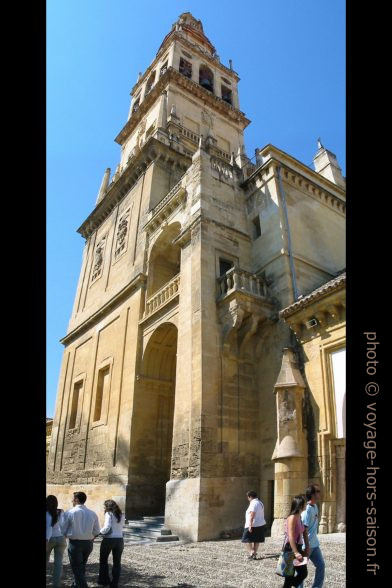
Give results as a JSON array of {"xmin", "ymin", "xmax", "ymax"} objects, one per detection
[
  {"xmin": 116, "ymin": 67, "xmax": 250, "ymax": 146},
  {"xmin": 61, "ymin": 273, "xmax": 147, "ymax": 346},
  {"xmin": 244, "ymin": 144, "xmax": 345, "ymax": 197},
  {"xmin": 280, "ymin": 272, "xmax": 346, "ymax": 319},
  {"xmin": 77, "ymin": 137, "xmax": 190, "ymax": 239},
  {"xmin": 243, "ymin": 153, "xmax": 346, "ymax": 216}
]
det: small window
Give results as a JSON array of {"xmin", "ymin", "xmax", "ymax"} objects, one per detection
[
  {"xmin": 219, "ymin": 258, "xmax": 234, "ymax": 276},
  {"xmin": 182, "ymin": 50, "xmax": 193, "ymax": 60},
  {"xmin": 221, "ymin": 77, "xmax": 231, "ymax": 85},
  {"xmin": 252, "ymin": 215, "xmax": 261, "ymax": 239},
  {"xmin": 179, "ymin": 57, "xmax": 192, "ymax": 79},
  {"xmin": 93, "ymin": 366, "xmax": 110, "ymax": 422},
  {"xmin": 160, "ymin": 61, "xmax": 168, "ymax": 77},
  {"xmin": 199, "ymin": 65, "xmax": 214, "ymax": 93},
  {"xmin": 221, "ymin": 85, "xmax": 232, "ymax": 105},
  {"xmin": 69, "ymin": 381, "xmax": 83, "ymax": 429}
]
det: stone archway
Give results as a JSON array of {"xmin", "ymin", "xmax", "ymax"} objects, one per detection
[
  {"xmin": 146, "ymin": 222, "xmax": 181, "ymax": 299},
  {"xmin": 128, "ymin": 322, "xmax": 178, "ymax": 517}
]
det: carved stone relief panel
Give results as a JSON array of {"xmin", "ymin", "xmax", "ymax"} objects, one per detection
[
  {"xmin": 91, "ymin": 234, "xmax": 107, "ymax": 283},
  {"xmin": 114, "ymin": 207, "xmax": 131, "ymax": 260}
]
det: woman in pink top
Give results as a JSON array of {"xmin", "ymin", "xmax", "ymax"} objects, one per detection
[{"xmin": 281, "ymin": 495, "xmax": 310, "ymax": 587}]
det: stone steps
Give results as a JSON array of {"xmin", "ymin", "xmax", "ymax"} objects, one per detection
[{"xmin": 123, "ymin": 515, "xmax": 179, "ymax": 544}]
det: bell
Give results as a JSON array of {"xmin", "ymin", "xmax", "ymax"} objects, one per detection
[{"xmin": 200, "ymin": 78, "xmax": 213, "ymax": 91}]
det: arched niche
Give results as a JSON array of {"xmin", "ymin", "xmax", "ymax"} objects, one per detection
[
  {"xmin": 147, "ymin": 222, "xmax": 181, "ymax": 298},
  {"xmin": 128, "ymin": 322, "xmax": 178, "ymax": 517}
]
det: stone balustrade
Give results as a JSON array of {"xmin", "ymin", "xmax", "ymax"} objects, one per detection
[
  {"xmin": 211, "ymin": 157, "xmax": 234, "ymax": 179},
  {"xmin": 217, "ymin": 267, "xmax": 267, "ymax": 300},
  {"xmin": 144, "ymin": 274, "xmax": 180, "ymax": 317}
]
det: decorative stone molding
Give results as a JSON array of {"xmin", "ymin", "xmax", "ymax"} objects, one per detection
[
  {"xmin": 142, "ymin": 273, "xmax": 180, "ymax": 320},
  {"xmin": 217, "ymin": 266, "xmax": 268, "ymax": 301},
  {"xmin": 114, "ymin": 208, "xmax": 131, "ymax": 259},
  {"xmin": 116, "ymin": 67, "xmax": 250, "ymax": 147},
  {"xmin": 217, "ymin": 267, "xmax": 275, "ymax": 357},
  {"xmin": 91, "ymin": 235, "xmax": 107, "ymax": 283},
  {"xmin": 280, "ymin": 272, "xmax": 346, "ymax": 342},
  {"xmin": 78, "ymin": 137, "xmax": 189, "ymax": 239},
  {"xmin": 61, "ymin": 273, "xmax": 147, "ymax": 346},
  {"xmin": 144, "ymin": 180, "xmax": 187, "ymax": 236},
  {"xmin": 243, "ymin": 149, "xmax": 345, "ymax": 215}
]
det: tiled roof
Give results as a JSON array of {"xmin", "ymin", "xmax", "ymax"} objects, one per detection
[{"xmin": 280, "ymin": 271, "xmax": 346, "ymax": 318}]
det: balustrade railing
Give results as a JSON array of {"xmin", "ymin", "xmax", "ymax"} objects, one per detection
[
  {"xmin": 144, "ymin": 274, "xmax": 180, "ymax": 317},
  {"xmin": 217, "ymin": 267, "xmax": 267, "ymax": 300},
  {"xmin": 211, "ymin": 157, "xmax": 233, "ymax": 179}
]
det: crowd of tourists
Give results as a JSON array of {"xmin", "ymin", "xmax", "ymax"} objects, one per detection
[{"xmin": 46, "ymin": 483, "xmax": 324, "ymax": 587}]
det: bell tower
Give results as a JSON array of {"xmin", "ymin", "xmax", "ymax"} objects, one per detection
[
  {"xmin": 47, "ymin": 11, "xmax": 345, "ymax": 543},
  {"xmin": 114, "ymin": 11, "xmax": 250, "ymax": 210}
]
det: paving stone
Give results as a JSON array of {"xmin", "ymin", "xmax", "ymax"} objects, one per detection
[{"xmin": 46, "ymin": 533, "xmax": 345, "ymax": 587}]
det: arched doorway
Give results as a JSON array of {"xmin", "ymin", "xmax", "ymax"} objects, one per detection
[{"xmin": 128, "ymin": 322, "xmax": 177, "ymax": 516}]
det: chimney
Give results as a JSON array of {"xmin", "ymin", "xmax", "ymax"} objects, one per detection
[{"xmin": 313, "ymin": 138, "xmax": 345, "ymax": 189}]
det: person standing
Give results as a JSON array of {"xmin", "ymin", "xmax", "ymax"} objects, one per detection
[
  {"xmin": 298, "ymin": 484, "xmax": 325, "ymax": 588},
  {"xmin": 98, "ymin": 500, "xmax": 125, "ymax": 588},
  {"xmin": 279, "ymin": 495, "xmax": 309, "ymax": 587},
  {"xmin": 62, "ymin": 491, "xmax": 100, "ymax": 588},
  {"xmin": 241, "ymin": 490, "xmax": 267, "ymax": 559},
  {"xmin": 46, "ymin": 495, "xmax": 67, "ymax": 588}
]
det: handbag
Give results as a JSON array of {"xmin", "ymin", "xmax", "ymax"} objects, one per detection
[{"xmin": 275, "ymin": 534, "xmax": 295, "ymax": 577}]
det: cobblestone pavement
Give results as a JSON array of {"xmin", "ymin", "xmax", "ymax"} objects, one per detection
[{"xmin": 46, "ymin": 533, "xmax": 345, "ymax": 587}]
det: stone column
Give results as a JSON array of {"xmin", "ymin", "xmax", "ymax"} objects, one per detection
[
  {"xmin": 271, "ymin": 348, "xmax": 308, "ymax": 537},
  {"xmin": 157, "ymin": 90, "xmax": 168, "ymax": 131}
]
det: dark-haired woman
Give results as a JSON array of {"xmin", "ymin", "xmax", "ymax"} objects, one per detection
[
  {"xmin": 98, "ymin": 499, "xmax": 125, "ymax": 588},
  {"xmin": 281, "ymin": 495, "xmax": 309, "ymax": 587},
  {"xmin": 46, "ymin": 495, "xmax": 66, "ymax": 588},
  {"xmin": 241, "ymin": 490, "xmax": 267, "ymax": 559}
]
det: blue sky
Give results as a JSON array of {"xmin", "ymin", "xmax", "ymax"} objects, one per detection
[{"xmin": 47, "ymin": 0, "xmax": 345, "ymax": 417}]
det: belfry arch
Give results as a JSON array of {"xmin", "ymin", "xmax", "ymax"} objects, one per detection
[{"xmin": 127, "ymin": 322, "xmax": 178, "ymax": 517}]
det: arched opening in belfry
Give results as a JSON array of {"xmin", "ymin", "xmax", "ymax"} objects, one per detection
[
  {"xmin": 199, "ymin": 64, "xmax": 214, "ymax": 93},
  {"xmin": 146, "ymin": 222, "xmax": 181, "ymax": 299},
  {"xmin": 128, "ymin": 322, "xmax": 178, "ymax": 517},
  {"xmin": 145, "ymin": 71, "xmax": 156, "ymax": 96}
]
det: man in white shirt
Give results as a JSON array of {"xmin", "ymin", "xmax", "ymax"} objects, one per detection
[{"xmin": 61, "ymin": 491, "xmax": 100, "ymax": 588}]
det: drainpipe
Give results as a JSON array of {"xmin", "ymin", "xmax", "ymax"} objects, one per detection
[{"xmin": 276, "ymin": 165, "xmax": 299, "ymax": 301}]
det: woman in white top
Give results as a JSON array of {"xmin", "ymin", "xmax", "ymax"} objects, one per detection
[
  {"xmin": 98, "ymin": 499, "xmax": 125, "ymax": 588},
  {"xmin": 241, "ymin": 490, "xmax": 267, "ymax": 560},
  {"xmin": 46, "ymin": 495, "xmax": 67, "ymax": 588}
]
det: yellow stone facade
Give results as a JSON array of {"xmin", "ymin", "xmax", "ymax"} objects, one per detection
[
  {"xmin": 278, "ymin": 274, "xmax": 346, "ymax": 535},
  {"xmin": 47, "ymin": 418, "xmax": 53, "ymax": 463},
  {"xmin": 47, "ymin": 13, "xmax": 345, "ymax": 540}
]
